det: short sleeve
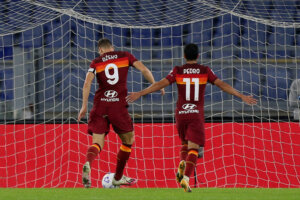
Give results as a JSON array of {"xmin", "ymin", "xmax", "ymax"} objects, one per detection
[
  {"xmin": 88, "ymin": 60, "xmax": 96, "ymax": 75},
  {"xmin": 124, "ymin": 52, "xmax": 138, "ymax": 66},
  {"xmin": 207, "ymin": 67, "xmax": 218, "ymax": 84},
  {"xmin": 165, "ymin": 67, "xmax": 177, "ymax": 84}
]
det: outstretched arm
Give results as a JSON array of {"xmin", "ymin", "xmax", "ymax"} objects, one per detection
[
  {"xmin": 133, "ymin": 61, "xmax": 165, "ymax": 95},
  {"xmin": 126, "ymin": 78, "xmax": 170, "ymax": 103},
  {"xmin": 78, "ymin": 72, "xmax": 95, "ymax": 121},
  {"xmin": 214, "ymin": 78, "xmax": 257, "ymax": 105}
]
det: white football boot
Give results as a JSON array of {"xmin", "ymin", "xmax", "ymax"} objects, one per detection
[
  {"xmin": 82, "ymin": 162, "xmax": 91, "ymax": 188},
  {"xmin": 112, "ymin": 175, "xmax": 137, "ymax": 186}
]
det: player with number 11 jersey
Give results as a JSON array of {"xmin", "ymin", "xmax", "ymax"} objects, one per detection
[
  {"xmin": 166, "ymin": 64, "xmax": 217, "ymax": 119},
  {"xmin": 126, "ymin": 43, "xmax": 257, "ymax": 192},
  {"xmin": 165, "ymin": 63, "xmax": 217, "ymax": 145}
]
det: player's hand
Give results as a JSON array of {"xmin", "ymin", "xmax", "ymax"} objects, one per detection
[
  {"xmin": 126, "ymin": 92, "xmax": 142, "ymax": 103},
  {"xmin": 160, "ymin": 88, "xmax": 165, "ymax": 96},
  {"xmin": 78, "ymin": 106, "xmax": 87, "ymax": 122},
  {"xmin": 241, "ymin": 95, "xmax": 257, "ymax": 105}
]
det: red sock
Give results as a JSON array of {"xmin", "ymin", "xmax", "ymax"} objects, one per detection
[
  {"xmin": 180, "ymin": 144, "xmax": 188, "ymax": 161},
  {"xmin": 184, "ymin": 149, "xmax": 198, "ymax": 177},
  {"xmin": 114, "ymin": 144, "xmax": 132, "ymax": 181},
  {"xmin": 86, "ymin": 143, "xmax": 101, "ymax": 167}
]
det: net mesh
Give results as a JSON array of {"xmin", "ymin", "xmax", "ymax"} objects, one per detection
[{"xmin": 0, "ymin": 0, "xmax": 299, "ymax": 188}]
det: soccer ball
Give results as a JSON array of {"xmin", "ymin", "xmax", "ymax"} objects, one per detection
[{"xmin": 102, "ymin": 172, "xmax": 117, "ymax": 188}]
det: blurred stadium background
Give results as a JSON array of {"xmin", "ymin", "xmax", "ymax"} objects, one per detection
[{"xmin": 0, "ymin": 0, "xmax": 300, "ymax": 188}]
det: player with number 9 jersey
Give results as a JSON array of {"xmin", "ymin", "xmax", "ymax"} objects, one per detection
[
  {"xmin": 89, "ymin": 51, "xmax": 137, "ymax": 107},
  {"xmin": 78, "ymin": 38, "xmax": 163, "ymax": 188},
  {"xmin": 87, "ymin": 50, "xmax": 138, "ymax": 135}
]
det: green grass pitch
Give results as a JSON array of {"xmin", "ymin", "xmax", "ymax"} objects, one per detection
[{"xmin": 0, "ymin": 188, "xmax": 299, "ymax": 200}]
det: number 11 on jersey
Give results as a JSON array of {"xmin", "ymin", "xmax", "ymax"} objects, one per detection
[{"xmin": 183, "ymin": 78, "xmax": 199, "ymax": 101}]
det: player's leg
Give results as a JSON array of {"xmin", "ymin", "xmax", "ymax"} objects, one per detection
[
  {"xmin": 82, "ymin": 133, "xmax": 105, "ymax": 188},
  {"xmin": 180, "ymin": 140, "xmax": 199, "ymax": 192},
  {"xmin": 180, "ymin": 141, "xmax": 189, "ymax": 161},
  {"xmin": 108, "ymin": 106, "xmax": 136, "ymax": 186},
  {"xmin": 176, "ymin": 140, "xmax": 188, "ymax": 183},
  {"xmin": 112, "ymin": 131, "xmax": 136, "ymax": 186},
  {"xmin": 175, "ymin": 119, "xmax": 188, "ymax": 183},
  {"xmin": 85, "ymin": 133, "xmax": 105, "ymax": 166},
  {"xmin": 83, "ymin": 109, "xmax": 109, "ymax": 188},
  {"xmin": 116, "ymin": 131, "xmax": 135, "ymax": 181},
  {"xmin": 179, "ymin": 119, "xmax": 204, "ymax": 192}
]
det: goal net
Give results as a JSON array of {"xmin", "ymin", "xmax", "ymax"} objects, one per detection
[{"xmin": 0, "ymin": 0, "xmax": 299, "ymax": 188}]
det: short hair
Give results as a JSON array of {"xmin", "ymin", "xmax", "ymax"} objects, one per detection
[
  {"xmin": 98, "ymin": 38, "xmax": 112, "ymax": 49},
  {"xmin": 184, "ymin": 43, "xmax": 198, "ymax": 60}
]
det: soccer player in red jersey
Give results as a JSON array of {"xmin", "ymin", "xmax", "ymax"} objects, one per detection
[
  {"xmin": 126, "ymin": 43, "xmax": 257, "ymax": 192},
  {"xmin": 78, "ymin": 38, "xmax": 164, "ymax": 188}
]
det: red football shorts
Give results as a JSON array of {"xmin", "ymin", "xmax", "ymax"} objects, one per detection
[
  {"xmin": 88, "ymin": 105, "xmax": 133, "ymax": 135},
  {"xmin": 176, "ymin": 117, "xmax": 205, "ymax": 146}
]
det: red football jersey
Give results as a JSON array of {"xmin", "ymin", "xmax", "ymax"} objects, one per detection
[
  {"xmin": 89, "ymin": 51, "xmax": 137, "ymax": 106},
  {"xmin": 165, "ymin": 63, "xmax": 218, "ymax": 119}
]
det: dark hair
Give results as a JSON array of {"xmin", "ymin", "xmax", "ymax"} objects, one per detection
[
  {"xmin": 184, "ymin": 43, "xmax": 198, "ymax": 60},
  {"xmin": 98, "ymin": 38, "xmax": 112, "ymax": 49}
]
